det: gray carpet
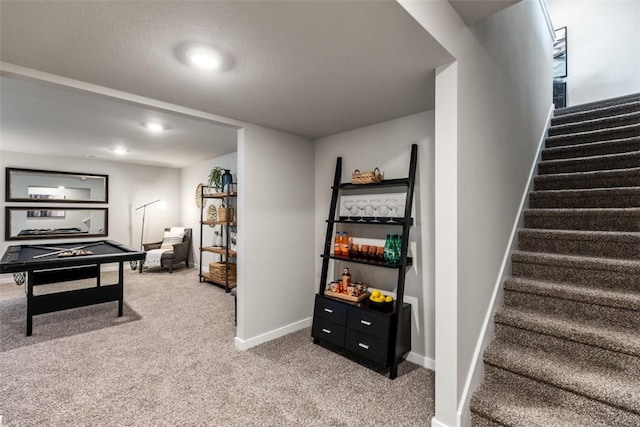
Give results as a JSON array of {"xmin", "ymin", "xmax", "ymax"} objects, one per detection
[
  {"xmin": 0, "ymin": 268, "xmax": 434, "ymax": 426},
  {"xmin": 470, "ymin": 93, "xmax": 640, "ymax": 426}
]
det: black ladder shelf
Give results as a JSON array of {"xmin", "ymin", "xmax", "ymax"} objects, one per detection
[{"xmin": 312, "ymin": 144, "xmax": 418, "ymax": 379}]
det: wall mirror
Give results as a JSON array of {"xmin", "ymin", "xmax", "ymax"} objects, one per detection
[
  {"xmin": 5, "ymin": 207, "xmax": 108, "ymax": 240},
  {"xmin": 5, "ymin": 168, "xmax": 108, "ymax": 203}
]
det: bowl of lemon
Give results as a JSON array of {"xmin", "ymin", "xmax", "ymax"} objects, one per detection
[{"xmin": 368, "ymin": 290, "xmax": 393, "ymax": 312}]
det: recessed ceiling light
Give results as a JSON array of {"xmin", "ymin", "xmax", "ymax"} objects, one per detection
[
  {"xmin": 186, "ymin": 47, "xmax": 221, "ymax": 70},
  {"xmin": 143, "ymin": 121, "xmax": 165, "ymax": 132},
  {"xmin": 113, "ymin": 147, "xmax": 128, "ymax": 156}
]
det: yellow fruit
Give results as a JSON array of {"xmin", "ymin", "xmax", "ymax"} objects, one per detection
[
  {"xmin": 385, "ymin": 296, "xmax": 393, "ymax": 303},
  {"xmin": 371, "ymin": 290, "xmax": 381, "ymax": 298}
]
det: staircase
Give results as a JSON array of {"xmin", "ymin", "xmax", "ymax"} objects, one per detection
[{"xmin": 470, "ymin": 93, "xmax": 640, "ymax": 427}]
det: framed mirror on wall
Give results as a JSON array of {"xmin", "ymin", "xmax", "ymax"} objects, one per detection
[
  {"xmin": 5, "ymin": 168, "xmax": 109, "ymax": 203},
  {"xmin": 5, "ymin": 207, "xmax": 108, "ymax": 240}
]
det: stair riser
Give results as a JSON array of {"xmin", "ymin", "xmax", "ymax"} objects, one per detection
[
  {"xmin": 555, "ymin": 94, "xmax": 640, "ymax": 117},
  {"xmin": 548, "ymin": 113, "xmax": 640, "ymax": 137},
  {"xmin": 495, "ymin": 323, "xmax": 640, "ymax": 377},
  {"xmin": 470, "ymin": 413, "xmax": 503, "ymax": 427},
  {"xmin": 545, "ymin": 126, "xmax": 640, "ymax": 149},
  {"xmin": 483, "ymin": 342, "xmax": 640, "ymax": 414},
  {"xmin": 538, "ymin": 154, "xmax": 640, "ymax": 175},
  {"xmin": 511, "ymin": 260, "xmax": 640, "ymax": 292},
  {"xmin": 529, "ymin": 192, "xmax": 640, "ymax": 208},
  {"xmin": 504, "ymin": 290, "xmax": 640, "ymax": 329},
  {"xmin": 523, "ymin": 212, "xmax": 640, "ymax": 232},
  {"xmin": 542, "ymin": 138, "xmax": 640, "ymax": 161},
  {"xmin": 518, "ymin": 233, "xmax": 640, "ymax": 259},
  {"xmin": 552, "ymin": 102, "xmax": 640, "ymax": 125},
  {"xmin": 534, "ymin": 172, "xmax": 640, "ymax": 190},
  {"xmin": 471, "ymin": 365, "xmax": 640, "ymax": 427}
]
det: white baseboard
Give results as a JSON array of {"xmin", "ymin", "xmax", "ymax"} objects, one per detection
[
  {"xmin": 456, "ymin": 103, "xmax": 555, "ymax": 426},
  {"xmin": 406, "ymin": 351, "xmax": 435, "ymax": 371},
  {"xmin": 234, "ymin": 317, "xmax": 312, "ymax": 351}
]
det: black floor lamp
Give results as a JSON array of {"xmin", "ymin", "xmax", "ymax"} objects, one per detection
[{"xmin": 130, "ymin": 199, "xmax": 163, "ymax": 270}]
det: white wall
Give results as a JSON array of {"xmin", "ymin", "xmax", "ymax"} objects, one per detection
[
  {"xmin": 314, "ymin": 110, "xmax": 435, "ymax": 366},
  {"xmin": 1, "ymin": 150, "xmax": 181, "ymax": 279},
  {"xmin": 399, "ymin": 1, "xmax": 553, "ymax": 426},
  {"xmin": 235, "ymin": 124, "xmax": 315, "ymax": 348},
  {"xmin": 547, "ymin": 0, "xmax": 640, "ymax": 106},
  {"xmin": 180, "ymin": 151, "xmax": 238, "ymax": 269}
]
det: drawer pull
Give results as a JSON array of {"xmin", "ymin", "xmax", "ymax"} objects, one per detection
[
  {"xmin": 322, "ymin": 328, "xmax": 332, "ymax": 334},
  {"xmin": 358, "ymin": 343, "xmax": 370, "ymax": 350},
  {"xmin": 360, "ymin": 320, "xmax": 372, "ymax": 326},
  {"xmin": 324, "ymin": 308, "xmax": 334, "ymax": 313}
]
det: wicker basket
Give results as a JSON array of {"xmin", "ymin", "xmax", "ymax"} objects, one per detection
[
  {"xmin": 218, "ymin": 204, "xmax": 235, "ymax": 222},
  {"xmin": 351, "ymin": 167, "xmax": 382, "ymax": 184},
  {"xmin": 209, "ymin": 262, "xmax": 237, "ymax": 282}
]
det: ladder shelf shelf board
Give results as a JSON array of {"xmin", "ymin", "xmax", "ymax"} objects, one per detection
[
  {"xmin": 201, "ymin": 246, "xmax": 237, "ymax": 256},
  {"xmin": 200, "ymin": 272, "xmax": 237, "ymax": 288},
  {"xmin": 331, "ymin": 218, "xmax": 413, "ymax": 226},
  {"xmin": 322, "ymin": 254, "xmax": 412, "ymax": 268},
  {"xmin": 201, "ymin": 220, "xmax": 237, "ymax": 227},
  {"xmin": 312, "ymin": 143, "xmax": 418, "ymax": 379},
  {"xmin": 202, "ymin": 191, "xmax": 237, "ymax": 199}
]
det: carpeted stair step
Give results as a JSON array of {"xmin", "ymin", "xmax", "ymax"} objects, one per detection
[
  {"xmin": 554, "ymin": 93, "xmax": 640, "ymax": 117},
  {"xmin": 551, "ymin": 100, "xmax": 640, "ymax": 126},
  {"xmin": 494, "ymin": 322, "xmax": 640, "ymax": 380},
  {"xmin": 528, "ymin": 187, "xmax": 640, "ymax": 208},
  {"xmin": 548, "ymin": 111, "xmax": 640, "ymax": 137},
  {"xmin": 494, "ymin": 307, "xmax": 640, "ymax": 357},
  {"xmin": 545, "ymin": 123, "xmax": 640, "ymax": 149},
  {"xmin": 517, "ymin": 229, "xmax": 640, "ymax": 259},
  {"xmin": 523, "ymin": 207, "xmax": 640, "ymax": 232},
  {"xmin": 533, "ymin": 167, "xmax": 640, "ymax": 190},
  {"xmin": 538, "ymin": 150, "xmax": 640, "ymax": 175},
  {"xmin": 504, "ymin": 277, "xmax": 640, "ymax": 329},
  {"xmin": 470, "ymin": 413, "xmax": 503, "ymax": 427},
  {"xmin": 511, "ymin": 251, "xmax": 640, "ymax": 292},
  {"xmin": 470, "ymin": 365, "xmax": 640, "ymax": 427},
  {"xmin": 542, "ymin": 136, "xmax": 640, "ymax": 161},
  {"xmin": 483, "ymin": 340, "xmax": 640, "ymax": 414}
]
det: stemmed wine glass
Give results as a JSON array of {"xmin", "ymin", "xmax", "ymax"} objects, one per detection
[
  {"xmin": 385, "ymin": 199, "xmax": 397, "ymax": 223},
  {"xmin": 370, "ymin": 199, "xmax": 381, "ymax": 222},
  {"xmin": 343, "ymin": 199, "xmax": 355, "ymax": 221},
  {"xmin": 356, "ymin": 199, "xmax": 367, "ymax": 222}
]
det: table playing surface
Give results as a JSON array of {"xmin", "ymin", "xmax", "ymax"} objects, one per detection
[{"xmin": 0, "ymin": 240, "xmax": 145, "ymax": 273}]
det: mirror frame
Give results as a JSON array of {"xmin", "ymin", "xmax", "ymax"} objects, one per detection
[
  {"xmin": 5, "ymin": 167, "xmax": 109, "ymax": 203},
  {"xmin": 5, "ymin": 206, "xmax": 109, "ymax": 241}
]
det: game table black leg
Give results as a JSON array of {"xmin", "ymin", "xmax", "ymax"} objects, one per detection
[
  {"xmin": 118, "ymin": 262, "xmax": 124, "ymax": 317},
  {"xmin": 26, "ymin": 272, "xmax": 33, "ymax": 336}
]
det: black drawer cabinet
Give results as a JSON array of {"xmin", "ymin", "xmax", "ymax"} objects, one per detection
[{"xmin": 312, "ymin": 294, "xmax": 411, "ymax": 371}]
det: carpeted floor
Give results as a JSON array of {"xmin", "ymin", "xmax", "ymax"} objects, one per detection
[{"xmin": 0, "ymin": 268, "xmax": 434, "ymax": 426}]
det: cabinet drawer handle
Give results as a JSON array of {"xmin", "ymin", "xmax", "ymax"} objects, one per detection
[
  {"xmin": 360, "ymin": 320, "xmax": 372, "ymax": 326},
  {"xmin": 322, "ymin": 328, "xmax": 332, "ymax": 334},
  {"xmin": 324, "ymin": 308, "xmax": 334, "ymax": 313},
  {"xmin": 358, "ymin": 343, "xmax": 370, "ymax": 350}
]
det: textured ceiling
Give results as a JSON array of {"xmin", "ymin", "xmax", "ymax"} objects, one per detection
[
  {"xmin": 0, "ymin": 1, "xmax": 517, "ymax": 168},
  {"xmin": 0, "ymin": 75, "xmax": 238, "ymax": 168},
  {"xmin": 449, "ymin": 0, "xmax": 521, "ymax": 25},
  {"xmin": 0, "ymin": 1, "xmax": 452, "ymax": 140}
]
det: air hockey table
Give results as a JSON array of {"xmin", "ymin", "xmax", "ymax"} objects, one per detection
[{"xmin": 0, "ymin": 240, "xmax": 145, "ymax": 336}]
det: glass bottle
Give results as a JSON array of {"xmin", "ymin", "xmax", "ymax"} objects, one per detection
[
  {"xmin": 341, "ymin": 231, "xmax": 350, "ymax": 256},
  {"xmin": 384, "ymin": 234, "xmax": 392, "ymax": 263},
  {"xmin": 334, "ymin": 231, "xmax": 341, "ymax": 255}
]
